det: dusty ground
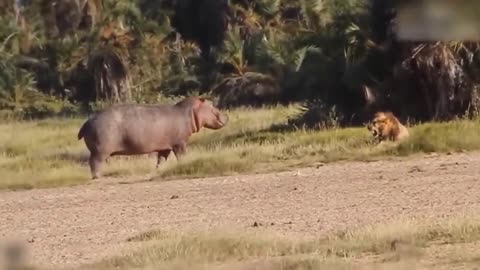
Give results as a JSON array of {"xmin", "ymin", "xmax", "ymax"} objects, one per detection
[{"xmin": 1, "ymin": 152, "xmax": 480, "ymax": 269}]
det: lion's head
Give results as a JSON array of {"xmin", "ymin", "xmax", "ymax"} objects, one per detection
[{"xmin": 367, "ymin": 111, "xmax": 407, "ymax": 142}]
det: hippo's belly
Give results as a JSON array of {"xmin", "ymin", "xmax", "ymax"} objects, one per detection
[
  {"xmin": 109, "ymin": 115, "xmax": 189, "ymax": 155},
  {"xmin": 120, "ymin": 134, "xmax": 173, "ymax": 153}
]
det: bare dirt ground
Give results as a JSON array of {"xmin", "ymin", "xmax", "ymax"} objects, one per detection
[{"xmin": 1, "ymin": 152, "xmax": 480, "ymax": 269}]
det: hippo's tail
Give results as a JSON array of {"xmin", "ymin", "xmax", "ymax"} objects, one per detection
[{"xmin": 77, "ymin": 120, "xmax": 90, "ymax": 140}]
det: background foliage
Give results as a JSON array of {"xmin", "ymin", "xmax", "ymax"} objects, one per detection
[{"xmin": 1, "ymin": 0, "xmax": 480, "ymax": 125}]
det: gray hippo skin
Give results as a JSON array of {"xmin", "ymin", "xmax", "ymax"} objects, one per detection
[{"xmin": 77, "ymin": 96, "xmax": 229, "ymax": 179}]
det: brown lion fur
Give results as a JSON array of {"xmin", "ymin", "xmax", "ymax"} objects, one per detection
[{"xmin": 367, "ymin": 111, "xmax": 410, "ymax": 142}]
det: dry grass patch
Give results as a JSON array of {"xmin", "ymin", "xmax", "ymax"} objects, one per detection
[
  {"xmin": 2, "ymin": 104, "xmax": 480, "ymax": 190},
  {"xmin": 155, "ymin": 117, "xmax": 480, "ymax": 180},
  {"xmin": 85, "ymin": 218, "xmax": 480, "ymax": 270}
]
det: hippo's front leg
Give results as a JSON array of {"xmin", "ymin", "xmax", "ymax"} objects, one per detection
[{"xmin": 172, "ymin": 143, "xmax": 187, "ymax": 161}]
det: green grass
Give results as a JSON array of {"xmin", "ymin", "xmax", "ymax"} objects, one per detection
[
  {"xmin": 2, "ymin": 104, "xmax": 480, "ymax": 190},
  {"xmin": 82, "ymin": 217, "xmax": 480, "ymax": 270}
]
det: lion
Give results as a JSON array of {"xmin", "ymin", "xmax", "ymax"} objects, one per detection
[{"xmin": 366, "ymin": 111, "xmax": 409, "ymax": 143}]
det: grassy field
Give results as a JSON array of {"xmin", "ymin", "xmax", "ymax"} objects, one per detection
[
  {"xmin": 75, "ymin": 217, "xmax": 480, "ymax": 270},
  {"xmin": 2, "ymin": 104, "xmax": 480, "ymax": 190}
]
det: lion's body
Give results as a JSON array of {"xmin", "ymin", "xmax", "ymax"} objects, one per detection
[{"xmin": 367, "ymin": 112, "xmax": 409, "ymax": 142}]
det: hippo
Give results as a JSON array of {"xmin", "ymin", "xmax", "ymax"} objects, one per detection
[{"xmin": 77, "ymin": 96, "xmax": 229, "ymax": 179}]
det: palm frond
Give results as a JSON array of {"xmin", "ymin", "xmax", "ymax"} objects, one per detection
[
  {"xmin": 255, "ymin": 0, "xmax": 281, "ymax": 17},
  {"xmin": 292, "ymin": 45, "xmax": 322, "ymax": 72}
]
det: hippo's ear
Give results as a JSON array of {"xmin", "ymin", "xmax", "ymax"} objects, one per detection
[{"xmin": 192, "ymin": 97, "xmax": 204, "ymax": 110}]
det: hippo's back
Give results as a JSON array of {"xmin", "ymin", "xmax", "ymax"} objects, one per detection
[{"xmin": 80, "ymin": 104, "xmax": 189, "ymax": 155}]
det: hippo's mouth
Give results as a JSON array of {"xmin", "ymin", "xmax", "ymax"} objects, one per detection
[
  {"xmin": 217, "ymin": 114, "xmax": 229, "ymax": 127},
  {"xmin": 216, "ymin": 119, "xmax": 227, "ymax": 129}
]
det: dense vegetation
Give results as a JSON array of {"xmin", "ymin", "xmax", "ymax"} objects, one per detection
[{"xmin": 1, "ymin": 0, "xmax": 480, "ymax": 126}]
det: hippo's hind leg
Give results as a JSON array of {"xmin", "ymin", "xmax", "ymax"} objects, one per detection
[
  {"xmin": 172, "ymin": 143, "xmax": 187, "ymax": 161},
  {"xmin": 156, "ymin": 149, "xmax": 171, "ymax": 168},
  {"xmin": 89, "ymin": 152, "xmax": 108, "ymax": 179}
]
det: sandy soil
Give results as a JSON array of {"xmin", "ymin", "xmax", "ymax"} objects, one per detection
[{"xmin": 1, "ymin": 152, "xmax": 480, "ymax": 269}]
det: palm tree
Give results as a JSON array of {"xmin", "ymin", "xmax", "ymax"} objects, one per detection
[
  {"xmin": 208, "ymin": 21, "xmax": 276, "ymax": 108},
  {"xmin": 73, "ymin": 0, "xmax": 143, "ymax": 104},
  {"xmin": 171, "ymin": 0, "xmax": 231, "ymax": 61},
  {"xmin": 362, "ymin": 0, "xmax": 480, "ymax": 122},
  {"xmin": 211, "ymin": 7, "xmax": 329, "ymax": 109}
]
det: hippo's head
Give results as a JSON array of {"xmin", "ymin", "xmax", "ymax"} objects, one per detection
[
  {"xmin": 187, "ymin": 97, "xmax": 229, "ymax": 131},
  {"xmin": 195, "ymin": 98, "xmax": 229, "ymax": 130}
]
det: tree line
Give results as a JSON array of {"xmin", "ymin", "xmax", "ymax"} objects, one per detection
[{"xmin": 1, "ymin": 0, "xmax": 480, "ymax": 126}]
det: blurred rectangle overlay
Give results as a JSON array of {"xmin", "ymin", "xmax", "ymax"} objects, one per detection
[{"xmin": 395, "ymin": 0, "xmax": 480, "ymax": 41}]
